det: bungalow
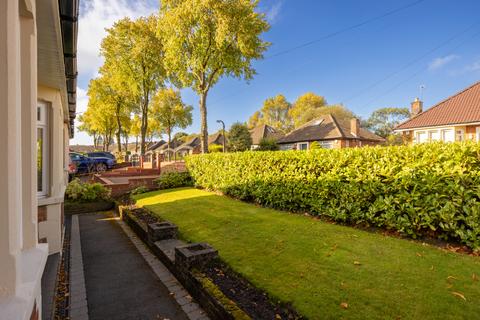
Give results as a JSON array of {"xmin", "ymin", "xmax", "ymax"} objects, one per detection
[
  {"xmin": 277, "ymin": 115, "xmax": 384, "ymax": 150},
  {"xmin": 395, "ymin": 82, "xmax": 480, "ymax": 143},
  {"xmin": 175, "ymin": 133, "xmax": 227, "ymax": 155},
  {"xmin": 249, "ymin": 124, "xmax": 283, "ymax": 150},
  {"xmin": 1, "ymin": 0, "xmax": 78, "ymax": 318}
]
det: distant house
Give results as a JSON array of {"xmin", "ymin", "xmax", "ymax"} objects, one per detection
[
  {"xmin": 395, "ymin": 82, "xmax": 480, "ymax": 143},
  {"xmin": 249, "ymin": 124, "xmax": 283, "ymax": 150},
  {"xmin": 176, "ymin": 133, "xmax": 226, "ymax": 155},
  {"xmin": 277, "ymin": 115, "xmax": 384, "ymax": 150}
]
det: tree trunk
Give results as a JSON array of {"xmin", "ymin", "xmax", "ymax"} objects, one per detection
[
  {"xmin": 116, "ymin": 111, "xmax": 122, "ymax": 153},
  {"xmin": 140, "ymin": 100, "xmax": 148, "ymax": 156},
  {"xmin": 93, "ymin": 132, "xmax": 97, "ymax": 149},
  {"xmin": 199, "ymin": 91, "xmax": 209, "ymax": 153},
  {"xmin": 167, "ymin": 128, "xmax": 171, "ymax": 162},
  {"xmin": 135, "ymin": 135, "xmax": 138, "ymax": 153}
]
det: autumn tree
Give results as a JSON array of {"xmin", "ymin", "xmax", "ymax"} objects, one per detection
[
  {"xmin": 81, "ymin": 80, "xmax": 118, "ymax": 151},
  {"xmin": 228, "ymin": 122, "xmax": 252, "ymax": 152},
  {"xmin": 77, "ymin": 111, "xmax": 100, "ymax": 148},
  {"xmin": 158, "ymin": 0, "xmax": 270, "ymax": 153},
  {"xmin": 247, "ymin": 111, "xmax": 264, "ymax": 129},
  {"xmin": 365, "ymin": 107, "xmax": 410, "ymax": 144},
  {"xmin": 130, "ymin": 114, "xmax": 142, "ymax": 153},
  {"xmin": 289, "ymin": 92, "xmax": 327, "ymax": 128},
  {"xmin": 151, "ymin": 88, "xmax": 193, "ymax": 159},
  {"xmin": 259, "ymin": 94, "xmax": 293, "ymax": 133},
  {"xmin": 315, "ymin": 104, "xmax": 356, "ymax": 122},
  {"xmin": 101, "ymin": 16, "xmax": 165, "ymax": 155},
  {"xmin": 174, "ymin": 132, "xmax": 189, "ymax": 142}
]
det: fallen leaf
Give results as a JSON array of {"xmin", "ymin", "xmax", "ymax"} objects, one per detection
[
  {"xmin": 353, "ymin": 261, "xmax": 361, "ymax": 266},
  {"xmin": 416, "ymin": 252, "xmax": 422, "ymax": 257},
  {"xmin": 451, "ymin": 291, "xmax": 466, "ymax": 301},
  {"xmin": 473, "ymin": 273, "xmax": 478, "ymax": 282},
  {"xmin": 447, "ymin": 276, "xmax": 458, "ymax": 281},
  {"xmin": 340, "ymin": 302, "xmax": 348, "ymax": 309},
  {"xmin": 275, "ymin": 314, "xmax": 282, "ymax": 319},
  {"xmin": 430, "ymin": 265, "xmax": 434, "ymax": 271}
]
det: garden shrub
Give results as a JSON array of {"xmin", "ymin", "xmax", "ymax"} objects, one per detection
[
  {"xmin": 65, "ymin": 178, "xmax": 111, "ymax": 202},
  {"xmin": 131, "ymin": 186, "xmax": 150, "ymax": 195},
  {"xmin": 186, "ymin": 142, "xmax": 480, "ymax": 250},
  {"xmin": 155, "ymin": 171, "xmax": 193, "ymax": 189},
  {"xmin": 209, "ymin": 144, "xmax": 224, "ymax": 153}
]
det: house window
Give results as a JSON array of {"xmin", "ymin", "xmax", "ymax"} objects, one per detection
[
  {"xmin": 319, "ymin": 141, "xmax": 334, "ymax": 149},
  {"xmin": 298, "ymin": 142, "xmax": 309, "ymax": 150},
  {"xmin": 442, "ymin": 129, "xmax": 454, "ymax": 142},
  {"xmin": 456, "ymin": 129, "xmax": 464, "ymax": 142},
  {"xmin": 37, "ymin": 102, "xmax": 49, "ymax": 197},
  {"xmin": 416, "ymin": 131, "xmax": 428, "ymax": 143},
  {"xmin": 476, "ymin": 127, "xmax": 480, "ymax": 142},
  {"xmin": 429, "ymin": 130, "xmax": 440, "ymax": 141}
]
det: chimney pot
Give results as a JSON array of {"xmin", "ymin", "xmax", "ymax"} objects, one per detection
[
  {"xmin": 351, "ymin": 118, "xmax": 360, "ymax": 137},
  {"xmin": 411, "ymin": 98, "xmax": 423, "ymax": 117}
]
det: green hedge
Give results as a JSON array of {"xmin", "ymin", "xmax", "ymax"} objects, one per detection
[{"xmin": 186, "ymin": 142, "xmax": 480, "ymax": 249}]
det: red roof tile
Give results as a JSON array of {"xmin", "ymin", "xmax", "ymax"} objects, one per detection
[{"xmin": 396, "ymin": 81, "xmax": 480, "ymax": 130}]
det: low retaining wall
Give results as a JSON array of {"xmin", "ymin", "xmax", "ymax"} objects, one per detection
[{"xmin": 121, "ymin": 207, "xmax": 247, "ymax": 320}]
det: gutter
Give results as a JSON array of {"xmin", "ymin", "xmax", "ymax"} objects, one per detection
[{"xmin": 58, "ymin": 0, "xmax": 79, "ymax": 138}]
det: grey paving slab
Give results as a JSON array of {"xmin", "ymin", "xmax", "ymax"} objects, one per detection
[
  {"xmin": 79, "ymin": 213, "xmax": 189, "ymax": 320},
  {"xmin": 70, "ymin": 215, "xmax": 89, "ymax": 320}
]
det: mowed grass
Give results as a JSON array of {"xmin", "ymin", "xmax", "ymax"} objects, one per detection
[{"xmin": 134, "ymin": 188, "xmax": 480, "ymax": 320}]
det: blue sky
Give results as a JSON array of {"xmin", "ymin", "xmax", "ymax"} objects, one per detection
[{"xmin": 72, "ymin": 0, "xmax": 480, "ymax": 145}]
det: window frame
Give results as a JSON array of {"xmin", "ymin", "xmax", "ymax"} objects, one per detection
[
  {"xmin": 298, "ymin": 142, "xmax": 309, "ymax": 151},
  {"xmin": 37, "ymin": 101, "xmax": 49, "ymax": 197}
]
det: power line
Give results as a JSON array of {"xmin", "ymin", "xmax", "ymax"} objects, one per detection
[
  {"xmin": 360, "ymin": 28, "xmax": 480, "ymax": 110},
  {"xmin": 266, "ymin": 0, "xmax": 427, "ymax": 59},
  {"xmin": 340, "ymin": 21, "xmax": 480, "ymax": 105},
  {"xmin": 208, "ymin": 0, "xmax": 428, "ymax": 108}
]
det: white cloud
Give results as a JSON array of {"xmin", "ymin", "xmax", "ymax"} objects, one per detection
[
  {"xmin": 428, "ymin": 54, "xmax": 459, "ymax": 71},
  {"xmin": 78, "ymin": 0, "xmax": 157, "ymax": 79},
  {"xmin": 76, "ymin": 87, "xmax": 88, "ymax": 115},
  {"xmin": 466, "ymin": 60, "xmax": 480, "ymax": 72},
  {"xmin": 265, "ymin": 1, "xmax": 283, "ymax": 24}
]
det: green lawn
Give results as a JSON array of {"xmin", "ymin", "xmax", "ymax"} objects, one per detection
[{"xmin": 135, "ymin": 188, "xmax": 480, "ymax": 320}]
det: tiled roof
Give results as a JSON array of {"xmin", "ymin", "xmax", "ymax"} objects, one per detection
[
  {"xmin": 396, "ymin": 81, "xmax": 480, "ymax": 130},
  {"xmin": 249, "ymin": 124, "xmax": 283, "ymax": 145},
  {"xmin": 208, "ymin": 132, "xmax": 225, "ymax": 145},
  {"xmin": 278, "ymin": 114, "xmax": 384, "ymax": 144},
  {"xmin": 147, "ymin": 140, "xmax": 166, "ymax": 151}
]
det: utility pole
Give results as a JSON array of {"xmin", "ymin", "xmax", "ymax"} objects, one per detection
[{"xmin": 216, "ymin": 120, "xmax": 226, "ymax": 153}]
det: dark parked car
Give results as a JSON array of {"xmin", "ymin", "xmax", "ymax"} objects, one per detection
[
  {"xmin": 87, "ymin": 152, "xmax": 117, "ymax": 172},
  {"xmin": 69, "ymin": 152, "xmax": 116, "ymax": 174},
  {"xmin": 69, "ymin": 152, "xmax": 95, "ymax": 174},
  {"xmin": 87, "ymin": 152, "xmax": 116, "ymax": 160}
]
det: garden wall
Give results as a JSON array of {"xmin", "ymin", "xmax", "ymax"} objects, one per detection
[{"xmin": 186, "ymin": 142, "xmax": 480, "ymax": 249}]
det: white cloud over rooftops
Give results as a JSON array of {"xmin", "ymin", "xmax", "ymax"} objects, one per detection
[{"xmin": 428, "ymin": 54, "xmax": 459, "ymax": 71}]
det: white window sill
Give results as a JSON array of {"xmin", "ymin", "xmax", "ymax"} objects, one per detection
[
  {"xmin": 38, "ymin": 195, "xmax": 64, "ymax": 207},
  {"xmin": 0, "ymin": 244, "xmax": 48, "ymax": 320}
]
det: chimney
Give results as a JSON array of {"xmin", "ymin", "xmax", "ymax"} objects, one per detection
[
  {"xmin": 411, "ymin": 98, "xmax": 423, "ymax": 117},
  {"xmin": 350, "ymin": 118, "xmax": 360, "ymax": 137}
]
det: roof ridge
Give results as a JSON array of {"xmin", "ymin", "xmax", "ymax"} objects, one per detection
[
  {"xmin": 396, "ymin": 80, "xmax": 480, "ymax": 129},
  {"xmin": 329, "ymin": 114, "xmax": 346, "ymax": 138}
]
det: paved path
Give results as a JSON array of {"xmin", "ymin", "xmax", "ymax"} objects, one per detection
[{"xmin": 77, "ymin": 213, "xmax": 190, "ymax": 320}]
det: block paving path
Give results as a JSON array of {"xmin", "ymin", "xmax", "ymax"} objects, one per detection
[{"xmin": 72, "ymin": 212, "xmax": 206, "ymax": 320}]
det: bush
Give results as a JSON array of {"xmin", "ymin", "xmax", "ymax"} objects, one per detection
[
  {"xmin": 186, "ymin": 142, "xmax": 480, "ymax": 250},
  {"xmin": 65, "ymin": 178, "xmax": 111, "ymax": 202},
  {"xmin": 209, "ymin": 144, "xmax": 224, "ymax": 153},
  {"xmin": 155, "ymin": 172, "xmax": 193, "ymax": 189},
  {"xmin": 131, "ymin": 186, "xmax": 150, "ymax": 195},
  {"xmin": 257, "ymin": 138, "xmax": 279, "ymax": 151}
]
